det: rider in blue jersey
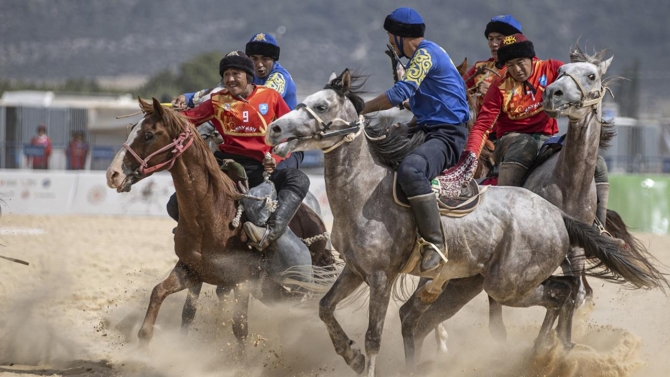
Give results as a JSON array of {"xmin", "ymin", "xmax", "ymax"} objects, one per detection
[{"xmin": 362, "ymin": 7, "xmax": 470, "ymax": 272}]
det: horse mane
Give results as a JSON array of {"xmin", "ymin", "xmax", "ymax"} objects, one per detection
[
  {"xmin": 325, "ymin": 72, "xmax": 425, "ymax": 168},
  {"xmin": 324, "ymin": 72, "xmax": 367, "ymax": 115},
  {"xmin": 364, "ymin": 120, "xmax": 426, "ymax": 169},
  {"xmin": 138, "ymin": 98, "xmax": 242, "ymax": 200}
]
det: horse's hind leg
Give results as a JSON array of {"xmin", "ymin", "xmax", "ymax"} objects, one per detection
[
  {"xmin": 554, "ymin": 276, "xmax": 580, "ymax": 349},
  {"xmin": 319, "ymin": 265, "xmax": 365, "ymax": 374},
  {"xmin": 434, "ymin": 323, "xmax": 448, "ymax": 353},
  {"xmin": 416, "ymin": 275, "xmax": 485, "ymax": 358},
  {"xmin": 582, "ymin": 274, "xmax": 594, "ymax": 302},
  {"xmin": 562, "ymin": 247, "xmax": 587, "ymax": 306},
  {"xmin": 364, "ymin": 270, "xmax": 395, "ymax": 377},
  {"xmin": 181, "ymin": 282, "xmax": 203, "ymax": 335},
  {"xmin": 488, "ymin": 295, "xmax": 507, "ymax": 341},
  {"xmin": 138, "ymin": 261, "xmax": 199, "ymax": 346},
  {"xmin": 399, "ymin": 278, "xmax": 448, "ymax": 370},
  {"xmin": 492, "ymin": 275, "xmax": 578, "ymax": 352}
]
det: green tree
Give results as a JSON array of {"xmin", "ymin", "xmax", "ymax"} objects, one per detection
[
  {"xmin": 176, "ymin": 51, "xmax": 222, "ymax": 93},
  {"xmin": 137, "ymin": 51, "xmax": 221, "ymax": 102}
]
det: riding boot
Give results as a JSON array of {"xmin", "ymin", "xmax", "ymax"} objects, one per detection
[
  {"xmin": 408, "ymin": 193, "xmax": 447, "ymax": 273},
  {"xmin": 596, "ymin": 183, "xmax": 610, "ymax": 227},
  {"xmin": 496, "ymin": 162, "xmax": 529, "ymax": 187},
  {"xmin": 244, "ymin": 190, "xmax": 303, "ymax": 251}
]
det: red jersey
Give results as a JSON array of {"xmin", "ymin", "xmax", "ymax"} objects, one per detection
[
  {"xmin": 465, "ymin": 58, "xmax": 564, "ymax": 155},
  {"xmin": 183, "ymin": 85, "xmax": 290, "ymax": 163},
  {"xmin": 66, "ymin": 140, "xmax": 89, "ymax": 170},
  {"xmin": 30, "ymin": 135, "xmax": 52, "ymax": 169}
]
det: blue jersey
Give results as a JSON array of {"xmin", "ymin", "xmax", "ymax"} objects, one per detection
[
  {"xmin": 385, "ymin": 40, "xmax": 469, "ymax": 128},
  {"xmin": 254, "ymin": 61, "xmax": 298, "ymax": 110}
]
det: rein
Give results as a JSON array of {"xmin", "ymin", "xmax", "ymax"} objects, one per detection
[
  {"xmin": 295, "ymin": 103, "xmax": 382, "ymax": 154},
  {"xmin": 123, "ymin": 123, "xmax": 195, "ymax": 177}
]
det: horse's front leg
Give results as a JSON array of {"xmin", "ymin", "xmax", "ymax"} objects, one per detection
[
  {"xmin": 319, "ymin": 264, "xmax": 365, "ymax": 374},
  {"xmin": 138, "ymin": 261, "xmax": 199, "ymax": 346},
  {"xmin": 181, "ymin": 282, "xmax": 203, "ymax": 335},
  {"xmin": 365, "ymin": 270, "xmax": 395, "ymax": 377},
  {"xmin": 231, "ymin": 284, "xmax": 251, "ymax": 352}
]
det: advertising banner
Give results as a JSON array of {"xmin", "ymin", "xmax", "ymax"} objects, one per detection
[{"xmin": 0, "ymin": 170, "xmax": 77, "ymax": 214}]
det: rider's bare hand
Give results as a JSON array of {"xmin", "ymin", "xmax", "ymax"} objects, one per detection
[
  {"xmin": 396, "ymin": 64, "xmax": 406, "ymax": 80},
  {"xmin": 478, "ymin": 81, "xmax": 491, "ymax": 96},
  {"xmin": 172, "ymin": 95, "xmax": 187, "ymax": 110}
]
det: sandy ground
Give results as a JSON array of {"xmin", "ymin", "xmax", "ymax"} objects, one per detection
[{"xmin": 0, "ymin": 214, "xmax": 668, "ymax": 377}]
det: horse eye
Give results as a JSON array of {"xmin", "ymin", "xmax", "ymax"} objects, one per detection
[
  {"xmin": 588, "ymin": 74, "xmax": 596, "ymax": 80},
  {"xmin": 144, "ymin": 132, "xmax": 154, "ymax": 141},
  {"xmin": 316, "ymin": 105, "xmax": 328, "ymax": 112}
]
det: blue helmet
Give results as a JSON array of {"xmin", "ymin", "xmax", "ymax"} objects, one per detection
[
  {"xmin": 485, "ymin": 15, "xmax": 522, "ymax": 38},
  {"xmin": 383, "ymin": 7, "xmax": 425, "ymax": 38},
  {"xmin": 245, "ymin": 33, "xmax": 280, "ymax": 61}
]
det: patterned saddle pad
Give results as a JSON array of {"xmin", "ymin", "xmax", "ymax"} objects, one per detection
[{"xmin": 393, "ymin": 174, "xmax": 488, "ymax": 218}]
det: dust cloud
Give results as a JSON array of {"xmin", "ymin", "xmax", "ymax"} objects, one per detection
[{"xmin": 0, "ymin": 215, "xmax": 668, "ymax": 376}]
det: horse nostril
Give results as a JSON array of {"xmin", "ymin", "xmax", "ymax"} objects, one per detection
[
  {"xmin": 272, "ymin": 125, "xmax": 282, "ymax": 134},
  {"xmin": 554, "ymin": 89, "xmax": 564, "ymax": 97}
]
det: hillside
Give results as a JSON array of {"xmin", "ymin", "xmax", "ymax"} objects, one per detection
[{"xmin": 0, "ymin": 0, "xmax": 668, "ymax": 111}]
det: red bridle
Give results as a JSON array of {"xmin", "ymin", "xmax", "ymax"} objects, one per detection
[{"xmin": 123, "ymin": 124, "xmax": 195, "ymax": 177}]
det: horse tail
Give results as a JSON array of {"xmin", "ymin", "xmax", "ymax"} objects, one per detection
[
  {"xmin": 562, "ymin": 214, "xmax": 668, "ymax": 291},
  {"xmin": 605, "ymin": 209, "xmax": 647, "ymax": 257}
]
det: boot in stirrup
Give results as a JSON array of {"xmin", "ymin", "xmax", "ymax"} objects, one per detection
[
  {"xmin": 244, "ymin": 190, "xmax": 303, "ymax": 251},
  {"xmin": 408, "ymin": 193, "xmax": 447, "ymax": 273}
]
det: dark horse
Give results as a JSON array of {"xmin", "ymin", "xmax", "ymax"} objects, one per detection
[{"xmin": 106, "ymin": 97, "xmax": 335, "ymax": 349}]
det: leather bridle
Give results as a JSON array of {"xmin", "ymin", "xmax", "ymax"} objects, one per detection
[{"xmin": 123, "ymin": 123, "xmax": 195, "ymax": 177}]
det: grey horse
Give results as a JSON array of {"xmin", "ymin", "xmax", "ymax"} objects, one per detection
[
  {"xmin": 265, "ymin": 70, "xmax": 667, "ymax": 375},
  {"xmin": 475, "ymin": 47, "xmax": 652, "ymax": 342}
]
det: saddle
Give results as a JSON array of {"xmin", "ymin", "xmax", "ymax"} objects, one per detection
[
  {"xmin": 522, "ymin": 134, "xmax": 566, "ymax": 183},
  {"xmin": 220, "ymin": 160, "xmax": 334, "ymax": 267},
  {"xmin": 393, "ymin": 173, "xmax": 488, "ymax": 218}
]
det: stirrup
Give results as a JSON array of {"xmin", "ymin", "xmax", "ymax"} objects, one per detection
[
  {"xmin": 246, "ymin": 225, "xmax": 271, "ymax": 251},
  {"xmin": 417, "ymin": 237, "xmax": 448, "ymax": 264},
  {"xmin": 594, "ymin": 218, "xmax": 612, "ymax": 237}
]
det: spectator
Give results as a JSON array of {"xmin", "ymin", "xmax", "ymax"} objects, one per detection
[
  {"xmin": 66, "ymin": 131, "xmax": 89, "ymax": 170},
  {"xmin": 30, "ymin": 124, "xmax": 52, "ymax": 170}
]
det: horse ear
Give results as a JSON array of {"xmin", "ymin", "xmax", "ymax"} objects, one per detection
[
  {"xmin": 598, "ymin": 56, "xmax": 613, "ymax": 76},
  {"xmin": 456, "ymin": 57, "xmax": 468, "ymax": 76},
  {"xmin": 341, "ymin": 69, "xmax": 351, "ymax": 95},
  {"xmin": 138, "ymin": 96, "xmax": 153, "ymax": 113},
  {"xmin": 327, "ymin": 72, "xmax": 337, "ymax": 83},
  {"xmin": 151, "ymin": 97, "xmax": 164, "ymax": 117},
  {"xmin": 569, "ymin": 44, "xmax": 584, "ymax": 63}
]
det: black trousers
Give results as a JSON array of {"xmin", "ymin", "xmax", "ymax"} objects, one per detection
[
  {"xmin": 397, "ymin": 127, "xmax": 464, "ymax": 198},
  {"xmin": 166, "ymin": 151, "xmax": 308, "ymax": 222}
]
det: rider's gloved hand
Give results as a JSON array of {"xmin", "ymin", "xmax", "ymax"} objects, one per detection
[
  {"xmin": 171, "ymin": 95, "xmax": 187, "ymax": 110},
  {"xmin": 438, "ymin": 150, "xmax": 478, "ymax": 197}
]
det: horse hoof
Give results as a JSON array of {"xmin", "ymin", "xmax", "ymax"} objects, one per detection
[
  {"xmin": 351, "ymin": 349, "xmax": 366, "ymax": 375},
  {"xmin": 563, "ymin": 341, "xmax": 575, "ymax": 352}
]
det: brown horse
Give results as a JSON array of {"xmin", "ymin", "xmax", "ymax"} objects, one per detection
[{"xmin": 105, "ymin": 97, "xmax": 334, "ymax": 349}]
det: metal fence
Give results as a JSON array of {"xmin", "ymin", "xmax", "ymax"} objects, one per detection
[{"xmin": 1, "ymin": 104, "xmax": 669, "ymax": 173}]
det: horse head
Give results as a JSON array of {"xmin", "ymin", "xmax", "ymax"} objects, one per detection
[
  {"xmin": 106, "ymin": 97, "xmax": 195, "ymax": 192},
  {"xmin": 267, "ymin": 69, "xmax": 365, "ymax": 157},
  {"xmin": 543, "ymin": 46, "xmax": 613, "ymax": 120}
]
